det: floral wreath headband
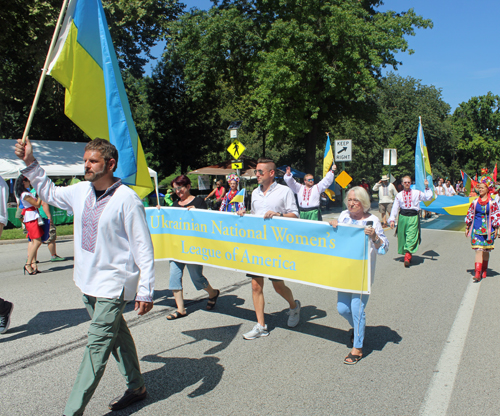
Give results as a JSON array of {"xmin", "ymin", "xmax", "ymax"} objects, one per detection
[
  {"xmin": 478, "ymin": 175, "xmax": 494, "ymax": 191},
  {"xmin": 227, "ymin": 174, "xmax": 240, "ymax": 183}
]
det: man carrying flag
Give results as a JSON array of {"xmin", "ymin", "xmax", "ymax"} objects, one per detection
[
  {"xmin": 389, "ymin": 176, "xmax": 433, "ymax": 267},
  {"xmin": 284, "ymin": 164, "xmax": 337, "ymax": 221},
  {"xmin": 16, "ymin": 138, "xmax": 155, "ymax": 415}
]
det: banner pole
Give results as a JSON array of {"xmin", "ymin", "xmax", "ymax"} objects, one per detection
[{"xmin": 21, "ymin": 0, "xmax": 70, "ymax": 144}]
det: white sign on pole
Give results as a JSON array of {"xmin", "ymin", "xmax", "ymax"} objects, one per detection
[
  {"xmin": 383, "ymin": 148, "xmax": 397, "ymax": 165},
  {"xmin": 230, "ymin": 130, "xmax": 237, "ymax": 139},
  {"xmin": 334, "ymin": 140, "xmax": 352, "ymax": 162}
]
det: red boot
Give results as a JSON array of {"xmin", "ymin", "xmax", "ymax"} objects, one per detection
[
  {"xmin": 404, "ymin": 252, "xmax": 412, "ymax": 268},
  {"xmin": 473, "ymin": 262, "xmax": 482, "ymax": 282},
  {"xmin": 482, "ymin": 260, "xmax": 488, "ymax": 279}
]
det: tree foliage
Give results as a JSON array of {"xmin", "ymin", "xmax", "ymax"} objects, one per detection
[
  {"xmin": 329, "ymin": 73, "xmax": 452, "ymax": 185},
  {"xmin": 452, "ymin": 92, "xmax": 500, "ymax": 175},
  {"xmin": 165, "ymin": 0, "xmax": 432, "ymax": 173},
  {"xmin": 0, "ymin": 0, "xmax": 182, "ymax": 140}
]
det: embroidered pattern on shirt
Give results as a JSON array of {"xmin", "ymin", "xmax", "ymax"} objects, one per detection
[
  {"xmin": 403, "ymin": 190, "xmax": 412, "ymax": 208},
  {"xmin": 302, "ymin": 186, "xmax": 313, "ymax": 206},
  {"xmin": 82, "ymin": 180, "xmax": 122, "ymax": 253}
]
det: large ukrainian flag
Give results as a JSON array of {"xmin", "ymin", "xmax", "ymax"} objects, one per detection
[
  {"xmin": 47, "ymin": 0, "xmax": 153, "ymax": 198},
  {"xmin": 419, "ymin": 195, "xmax": 475, "ymax": 216}
]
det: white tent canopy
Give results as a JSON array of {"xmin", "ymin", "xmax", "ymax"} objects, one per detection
[{"xmin": 0, "ymin": 139, "xmax": 158, "ymax": 200}]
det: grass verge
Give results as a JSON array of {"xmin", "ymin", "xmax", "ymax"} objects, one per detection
[{"xmin": 1, "ymin": 224, "xmax": 74, "ymax": 241}]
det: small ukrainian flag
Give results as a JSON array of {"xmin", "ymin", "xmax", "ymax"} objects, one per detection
[{"xmin": 230, "ymin": 189, "xmax": 246, "ymax": 204}]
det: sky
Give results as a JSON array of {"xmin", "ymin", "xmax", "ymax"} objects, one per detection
[{"xmin": 146, "ymin": 0, "xmax": 499, "ymax": 113}]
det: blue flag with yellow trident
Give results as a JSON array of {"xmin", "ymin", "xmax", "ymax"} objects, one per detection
[
  {"xmin": 415, "ymin": 117, "xmax": 436, "ymax": 204},
  {"xmin": 46, "ymin": 0, "xmax": 153, "ymax": 198}
]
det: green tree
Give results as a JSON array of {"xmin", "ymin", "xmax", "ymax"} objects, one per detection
[
  {"xmin": 166, "ymin": 0, "xmax": 432, "ymax": 173},
  {"xmin": 329, "ymin": 73, "xmax": 452, "ymax": 184},
  {"xmin": 0, "ymin": 0, "xmax": 182, "ymax": 140},
  {"xmin": 451, "ymin": 92, "xmax": 500, "ymax": 175}
]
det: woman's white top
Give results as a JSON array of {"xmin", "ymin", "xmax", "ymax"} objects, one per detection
[{"xmin": 21, "ymin": 191, "xmax": 40, "ymax": 223}]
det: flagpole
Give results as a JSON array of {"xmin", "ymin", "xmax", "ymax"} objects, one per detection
[{"xmin": 21, "ymin": 0, "xmax": 70, "ymax": 144}]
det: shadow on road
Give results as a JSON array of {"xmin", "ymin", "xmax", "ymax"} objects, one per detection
[
  {"xmin": 0, "ymin": 307, "xmax": 88, "ymax": 344},
  {"xmin": 106, "ymin": 355, "xmax": 224, "ymax": 415},
  {"xmin": 394, "ymin": 250, "xmax": 444, "ymax": 267},
  {"xmin": 363, "ymin": 325, "xmax": 402, "ymax": 358}
]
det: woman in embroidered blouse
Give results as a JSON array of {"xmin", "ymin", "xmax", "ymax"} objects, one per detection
[
  {"xmin": 329, "ymin": 186, "xmax": 389, "ymax": 365},
  {"xmin": 219, "ymin": 174, "xmax": 244, "ymax": 212},
  {"xmin": 15, "ymin": 175, "xmax": 43, "ymax": 275},
  {"xmin": 465, "ymin": 175, "xmax": 500, "ymax": 282},
  {"xmin": 166, "ymin": 175, "xmax": 220, "ymax": 319}
]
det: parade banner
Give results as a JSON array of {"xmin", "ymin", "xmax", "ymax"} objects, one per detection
[{"xmin": 146, "ymin": 208, "xmax": 372, "ymax": 294}]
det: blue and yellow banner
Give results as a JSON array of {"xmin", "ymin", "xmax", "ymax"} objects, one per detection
[
  {"xmin": 146, "ymin": 208, "xmax": 372, "ymax": 294},
  {"xmin": 419, "ymin": 195, "xmax": 474, "ymax": 216},
  {"xmin": 47, "ymin": 0, "xmax": 153, "ymax": 198}
]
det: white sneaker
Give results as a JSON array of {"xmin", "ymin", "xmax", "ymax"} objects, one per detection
[
  {"xmin": 287, "ymin": 300, "xmax": 301, "ymax": 327},
  {"xmin": 243, "ymin": 323, "xmax": 269, "ymax": 340}
]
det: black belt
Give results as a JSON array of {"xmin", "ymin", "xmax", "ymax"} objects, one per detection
[
  {"xmin": 299, "ymin": 206, "xmax": 320, "ymax": 212},
  {"xmin": 400, "ymin": 209, "xmax": 418, "ymax": 217}
]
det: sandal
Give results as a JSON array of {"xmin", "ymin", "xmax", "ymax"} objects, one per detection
[
  {"xmin": 344, "ymin": 352, "xmax": 362, "ymax": 365},
  {"xmin": 23, "ymin": 264, "xmax": 36, "ymax": 275},
  {"xmin": 206, "ymin": 289, "xmax": 220, "ymax": 310},
  {"xmin": 167, "ymin": 311, "xmax": 187, "ymax": 320}
]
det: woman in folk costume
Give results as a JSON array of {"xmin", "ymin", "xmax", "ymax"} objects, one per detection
[
  {"xmin": 465, "ymin": 174, "xmax": 500, "ymax": 282},
  {"xmin": 219, "ymin": 174, "xmax": 245, "ymax": 212}
]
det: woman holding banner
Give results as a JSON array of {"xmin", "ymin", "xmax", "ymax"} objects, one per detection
[
  {"xmin": 219, "ymin": 174, "xmax": 244, "ymax": 212},
  {"xmin": 329, "ymin": 187, "xmax": 389, "ymax": 364},
  {"xmin": 465, "ymin": 175, "xmax": 500, "ymax": 282},
  {"xmin": 167, "ymin": 175, "xmax": 220, "ymax": 319}
]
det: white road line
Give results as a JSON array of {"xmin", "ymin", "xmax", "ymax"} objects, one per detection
[{"xmin": 420, "ymin": 279, "xmax": 481, "ymax": 416}]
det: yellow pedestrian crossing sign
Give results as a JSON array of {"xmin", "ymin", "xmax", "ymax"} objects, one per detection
[{"xmin": 227, "ymin": 140, "xmax": 245, "ymax": 159}]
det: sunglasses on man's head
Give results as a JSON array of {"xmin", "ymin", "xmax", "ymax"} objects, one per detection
[{"xmin": 305, "ymin": 179, "xmax": 314, "ymax": 182}]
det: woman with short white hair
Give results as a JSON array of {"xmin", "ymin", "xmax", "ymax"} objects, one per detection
[{"xmin": 329, "ymin": 186, "xmax": 389, "ymax": 364}]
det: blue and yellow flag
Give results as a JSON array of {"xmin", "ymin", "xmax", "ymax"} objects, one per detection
[
  {"xmin": 461, "ymin": 170, "xmax": 472, "ymax": 196},
  {"xmin": 47, "ymin": 0, "xmax": 153, "ymax": 198},
  {"xmin": 229, "ymin": 188, "xmax": 245, "ymax": 204},
  {"xmin": 323, "ymin": 133, "xmax": 335, "ymax": 201},
  {"xmin": 420, "ymin": 195, "xmax": 474, "ymax": 216},
  {"xmin": 415, "ymin": 117, "xmax": 436, "ymax": 205}
]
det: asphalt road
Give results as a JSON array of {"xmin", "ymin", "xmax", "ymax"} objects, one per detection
[{"xmin": 1, "ymin": 217, "xmax": 499, "ymax": 416}]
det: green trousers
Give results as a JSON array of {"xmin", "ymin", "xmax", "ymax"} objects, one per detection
[
  {"xmin": 299, "ymin": 208, "xmax": 321, "ymax": 221},
  {"xmin": 64, "ymin": 293, "xmax": 144, "ymax": 416},
  {"xmin": 397, "ymin": 214, "xmax": 420, "ymax": 255}
]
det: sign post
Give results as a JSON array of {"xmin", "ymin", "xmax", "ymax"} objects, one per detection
[
  {"xmin": 227, "ymin": 121, "xmax": 244, "ymax": 184},
  {"xmin": 334, "ymin": 140, "xmax": 352, "ymax": 209},
  {"xmin": 383, "ymin": 148, "xmax": 397, "ymax": 180}
]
